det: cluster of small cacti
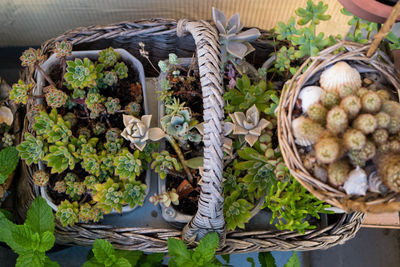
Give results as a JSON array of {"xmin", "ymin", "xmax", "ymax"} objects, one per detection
[
  {"xmin": 294, "ymin": 61, "xmax": 400, "ymax": 195},
  {"xmin": 13, "ymin": 44, "xmax": 150, "ymax": 226}
]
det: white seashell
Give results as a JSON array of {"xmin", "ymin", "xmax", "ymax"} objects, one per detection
[
  {"xmin": 298, "ymin": 86, "xmax": 323, "ymax": 113},
  {"xmin": 0, "ymin": 106, "xmax": 13, "ymax": 126},
  {"xmin": 343, "ymin": 166, "xmax": 368, "ymax": 196},
  {"xmin": 320, "ymin": 61, "xmax": 361, "ymax": 93},
  {"xmin": 292, "ymin": 116, "xmax": 324, "ymax": 147},
  {"xmin": 368, "ymin": 171, "xmax": 389, "ymax": 194}
]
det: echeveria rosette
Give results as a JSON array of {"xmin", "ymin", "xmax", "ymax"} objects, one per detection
[
  {"xmin": 9, "ymin": 80, "xmax": 32, "ymax": 104},
  {"xmin": 43, "ymin": 142, "xmax": 78, "ymax": 174},
  {"xmin": 64, "ymin": 58, "xmax": 97, "ymax": 89},
  {"xmin": 114, "ymin": 149, "xmax": 142, "ymax": 181},
  {"xmin": 54, "ymin": 40, "xmax": 72, "ymax": 58},
  {"xmin": 212, "ymin": 7, "xmax": 260, "ymax": 59},
  {"xmin": 226, "ymin": 104, "xmax": 270, "ymax": 146},
  {"xmin": 98, "ymin": 47, "xmax": 119, "ymax": 68},
  {"xmin": 121, "ymin": 114, "xmax": 165, "ymax": 151},
  {"xmin": 44, "ymin": 86, "xmax": 68, "ymax": 108},
  {"xmin": 161, "ymin": 108, "xmax": 196, "ymax": 139},
  {"xmin": 19, "ymin": 48, "xmax": 44, "ymax": 67},
  {"xmin": 17, "ymin": 133, "xmax": 47, "ymax": 165}
]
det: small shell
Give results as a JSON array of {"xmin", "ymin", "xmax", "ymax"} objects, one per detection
[
  {"xmin": 343, "ymin": 166, "xmax": 368, "ymax": 196},
  {"xmin": 292, "ymin": 116, "xmax": 324, "ymax": 146},
  {"xmin": 368, "ymin": 171, "xmax": 389, "ymax": 194},
  {"xmin": 0, "ymin": 106, "xmax": 13, "ymax": 126},
  {"xmin": 320, "ymin": 61, "xmax": 361, "ymax": 93},
  {"xmin": 298, "ymin": 86, "xmax": 323, "ymax": 113}
]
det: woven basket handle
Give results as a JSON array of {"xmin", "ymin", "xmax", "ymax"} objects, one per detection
[
  {"xmin": 177, "ymin": 19, "xmax": 226, "ymax": 245},
  {"xmin": 367, "ymin": 1, "xmax": 400, "ymax": 57}
]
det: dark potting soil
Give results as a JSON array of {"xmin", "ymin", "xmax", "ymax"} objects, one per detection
[{"xmin": 44, "ymin": 57, "xmax": 145, "ymax": 205}]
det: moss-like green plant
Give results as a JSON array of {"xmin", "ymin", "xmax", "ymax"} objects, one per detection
[
  {"xmin": 43, "ymin": 142, "xmax": 77, "ymax": 174},
  {"xmin": 151, "ymin": 151, "xmax": 182, "ymax": 179},
  {"xmin": 56, "ymin": 200, "xmax": 79, "ymax": 227},
  {"xmin": 114, "ymin": 149, "xmax": 142, "ymax": 181},
  {"xmin": 123, "ymin": 181, "xmax": 147, "ymax": 207},
  {"xmin": 98, "ymin": 47, "xmax": 119, "ymax": 68},
  {"xmin": 93, "ymin": 179, "xmax": 124, "ymax": 213},
  {"xmin": 17, "ymin": 133, "xmax": 47, "ymax": 165},
  {"xmin": 224, "ymin": 191, "xmax": 254, "ymax": 230},
  {"xmin": 114, "ymin": 62, "xmax": 128, "ymax": 79},
  {"xmin": 9, "ymin": 80, "xmax": 32, "ymax": 104},
  {"xmin": 64, "ymin": 58, "xmax": 97, "ymax": 89}
]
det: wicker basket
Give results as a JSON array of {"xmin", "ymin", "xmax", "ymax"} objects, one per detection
[
  {"xmin": 278, "ymin": 2, "xmax": 400, "ymax": 213},
  {"xmin": 17, "ymin": 19, "xmax": 364, "ymax": 252}
]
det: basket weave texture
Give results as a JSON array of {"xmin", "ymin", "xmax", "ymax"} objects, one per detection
[
  {"xmin": 17, "ymin": 19, "xmax": 365, "ymax": 252},
  {"xmin": 278, "ymin": 41, "xmax": 400, "ymax": 213}
]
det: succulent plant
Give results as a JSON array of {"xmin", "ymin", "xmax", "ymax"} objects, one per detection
[
  {"xmin": 92, "ymin": 122, "xmax": 106, "ymax": 136},
  {"xmin": 353, "ymin": 114, "xmax": 377, "ymax": 134},
  {"xmin": 54, "ymin": 40, "xmax": 73, "ymax": 58},
  {"xmin": 114, "ymin": 149, "xmax": 142, "ymax": 181},
  {"xmin": 78, "ymin": 203, "xmax": 104, "ymax": 223},
  {"xmin": 326, "ymin": 106, "xmax": 348, "ymax": 135},
  {"xmin": 307, "ymin": 103, "xmax": 327, "ymax": 125},
  {"xmin": 340, "ymin": 95, "xmax": 361, "ymax": 119},
  {"xmin": 85, "ymin": 92, "xmax": 105, "ymax": 108},
  {"xmin": 65, "ymin": 181, "xmax": 85, "ymax": 201},
  {"xmin": 64, "ymin": 58, "xmax": 97, "ymax": 89},
  {"xmin": 93, "ymin": 179, "xmax": 124, "ymax": 213},
  {"xmin": 63, "ymin": 112, "xmax": 77, "ymax": 127},
  {"xmin": 33, "ymin": 109, "xmax": 72, "ymax": 143},
  {"xmin": 357, "ymin": 87, "xmax": 369, "ymax": 98},
  {"xmin": 17, "ymin": 133, "xmax": 47, "ymax": 165},
  {"xmin": 113, "ymin": 62, "xmax": 128, "ymax": 79},
  {"xmin": 81, "ymin": 155, "xmax": 101, "ymax": 177},
  {"xmin": 19, "ymin": 48, "xmax": 44, "ymax": 67},
  {"xmin": 376, "ymin": 89, "xmax": 391, "ymax": 101},
  {"xmin": 9, "ymin": 80, "xmax": 32, "ymax": 104},
  {"xmin": 45, "ymin": 86, "xmax": 68, "ymax": 108},
  {"xmin": 83, "ymin": 175, "xmax": 98, "ymax": 191},
  {"xmin": 328, "ymin": 159, "xmax": 351, "ymax": 186},
  {"xmin": 72, "ymin": 88, "xmax": 86, "ymax": 99},
  {"xmin": 124, "ymin": 101, "xmax": 142, "ymax": 117},
  {"xmin": 291, "ymin": 116, "xmax": 324, "ymax": 146},
  {"xmin": 89, "ymin": 103, "xmax": 106, "ymax": 119},
  {"xmin": 104, "ymin": 138, "xmax": 123, "ymax": 154},
  {"xmin": 212, "ymin": 7, "xmax": 260, "ymax": 59},
  {"xmin": 315, "ymin": 136, "xmax": 341, "ymax": 164},
  {"xmin": 149, "ymin": 189, "xmax": 179, "ymax": 207},
  {"xmin": 98, "ymin": 47, "xmax": 119, "ymax": 68},
  {"xmin": 121, "ymin": 114, "xmax": 165, "ymax": 151},
  {"xmin": 26, "ymin": 104, "xmax": 45, "ymax": 124},
  {"xmin": 104, "ymin": 97, "xmax": 121, "ymax": 114},
  {"xmin": 54, "ymin": 180, "xmax": 67, "ymax": 193},
  {"xmin": 106, "ymin": 128, "xmax": 122, "ymax": 142},
  {"xmin": 343, "ymin": 129, "xmax": 366, "ymax": 150},
  {"xmin": 224, "ymin": 191, "xmax": 253, "ymax": 230},
  {"xmin": 225, "ymin": 104, "xmax": 270, "ymax": 147},
  {"xmin": 123, "ymin": 181, "xmax": 147, "ymax": 207},
  {"xmin": 151, "ymin": 151, "xmax": 182, "ymax": 179},
  {"xmin": 375, "ymin": 152, "xmax": 400, "ymax": 192},
  {"xmin": 56, "ymin": 200, "xmax": 79, "ymax": 227},
  {"xmin": 158, "ymin": 60, "xmax": 169, "ymax": 73},
  {"xmin": 361, "ymin": 91, "xmax": 382, "ymax": 113},
  {"xmin": 43, "ymin": 142, "xmax": 77, "ymax": 174},
  {"xmin": 320, "ymin": 90, "xmax": 339, "ymax": 109},
  {"xmin": 388, "ymin": 116, "xmax": 400, "ymax": 135},
  {"xmin": 375, "ymin": 112, "xmax": 391, "ymax": 129},
  {"xmin": 32, "ymin": 170, "xmax": 50, "ymax": 186},
  {"xmin": 168, "ymin": 53, "xmax": 179, "ymax": 65},
  {"xmin": 1, "ymin": 133, "xmax": 15, "ymax": 147},
  {"xmin": 373, "ymin": 129, "xmax": 389, "ymax": 145},
  {"xmin": 103, "ymin": 71, "xmax": 118, "ymax": 86},
  {"xmin": 161, "ymin": 103, "xmax": 192, "ymax": 139}
]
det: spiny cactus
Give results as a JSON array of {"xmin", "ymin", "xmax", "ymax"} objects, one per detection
[
  {"xmin": 45, "ymin": 86, "xmax": 68, "ymax": 108},
  {"xmin": 56, "ymin": 200, "xmax": 79, "ymax": 227},
  {"xmin": 105, "ymin": 97, "xmax": 121, "ymax": 114},
  {"xmin": 17, "ymin": 133, "xmax": 47, "ymax": 165},
  {"xmin": 1, "ymin": 133, "xmax": 15, "ymax": 147},
  {"xmin": 114, "ymin": 149, "xmax": 142, "ymax": 181},
  {"xmin": 151, "ymin": 151, "xmax": 182, "ymax": 179},
  {"xmin": 9, "ymin": 80, "xmax": 32, "ymax": 104},
  {"xmin": 123, "ymin": 181, "xmax": 147, "ymax": 207},
  {"xmin": 54, "ymin": 40, "xmax": 72, "ymax": 58},
  {"xmin": 98, "ymin": 47, "xmax": 119, "ymax": 68},
  {"xmin": 20, "ymin": 48, "xmax": 44, "ymax": 67},
  {"xmin": 114, "ymin": 62, "xmax": 128, "ymax": 79},
  {"xmin": 32, "ymin": 170, "xmax": 50, "ymax": 186},
  {"xmin": 64, "ymin": 58, "xmax": 97, "ymax": 89},
  {"xmin": 93, "ymin": 179, "xmax": 124, "ymax": 213},
  {"xmin": 78, "ymin": 203, "xmax": 104, "ymax": 223},
  {"xmin": 43, "ymin": 142, "xmax": 77, "ymax": 174}
]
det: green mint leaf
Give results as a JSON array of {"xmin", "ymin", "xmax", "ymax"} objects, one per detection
[
  {"xmin": 44, "ymin": 256, "xmax": 61, "ymax": 267},
  {"xmin": 92, "ymin": 239, "xmax": 115, "ymax": 263},
  {"xmin": 38, "ymin": 231, "xmax": 55, "ymax": 252},
  {"xmin": 114, "ymin": 250, "xmax": 142, "ymax": 266},
  {"xmin": 194, "ymin": 232, "xmax": 219, "ymax": 263},
  {"xmin": 0, "ymin": 208, "xmax": 13, "ymax": 220},
  {"xmin": 259, "ymin": 252, "xmax": 277, "ymax": 267},
  {"xmin": 15, "ymin": 251, "xmax": 46, "ymax": 267},
  {"xmin": 11, "ymin": 225, "xmax": 35, "ymax": 254},
  {"xmin": 0, "ymin": 147, "xmax": 19, "ymax": 184},
  {"xmin": 113, "ymin": 257, "xmax": 131, "ymax": 267},
  {"xmin": 221, "ymin": 254, "xmax": 230, "ymax": 264},
  {"xmin": 82, "ymin": 258, "xmax": 101, "ymax": 267},
  {"xmin": 25, "ymin": 197, "xmax": 55, "ymax": 235},
  {"xmin": 247, "ymin": 257, "xmax": 256, "ymax": 267},
  {"xmin": 185, "ymin": 157, "xmax": 204, "ymax": 169},
  {"xmin": 137, "ymin": 253, "xmax": 164, "ymax": 267},
  {"xmin": 0, "ymin": 211, "xmax": 17, "ymax": 248},
  {"xmin": 284, "ymin": 252, "xmax": 300, "ymax": 267},
  {"xmin": 167, "ymin": 237, "xmax": 191, "ymax": 265}
]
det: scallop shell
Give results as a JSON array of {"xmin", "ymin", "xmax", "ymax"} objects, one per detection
[
  {"xmin": 298, "ymin": 86, "xmax": 322, "ymax": 113},
  {"xmin": 0, "ymin": 106, "xmax": 13, "ymax": 126},
  {"xmin": 343, "ymin": 166, "xmax": 367, "ymax": 196},
  {"xmin": 292, "ymin": 116, "xmax": 323, "ymax": 146},
  {"xmin": 320, "ymin": 61, "xmax": 361, "ymax": 93},
  {"xmin": 368, "ymin": 171, "xmax": 389, "ymax": 194}
]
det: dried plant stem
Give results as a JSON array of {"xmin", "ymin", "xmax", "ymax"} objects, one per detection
[
  {"xmin": 165, "ymin": 135, "xmax": 194, "ymax": 183},
  {"xmin": 35, "ymin": 64, "xmax": 56, "ymax": 87}
]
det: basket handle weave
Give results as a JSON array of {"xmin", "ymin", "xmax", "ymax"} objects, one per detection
[
  {"xmin": 367, "ymin": 1, "xmax": 400, "ymax": 57},
  {"xmin": 177, "ymin": 19, "xmax": 226, "ymax": 245}
]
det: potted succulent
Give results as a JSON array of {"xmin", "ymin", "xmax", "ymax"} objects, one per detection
[
  {"xmin": 149, "ymin": 54, "xmax": 204, "ymax": 225},
  {"xmin": 14, "ymin": 43, "xmax": 155, "ymax": 226}
]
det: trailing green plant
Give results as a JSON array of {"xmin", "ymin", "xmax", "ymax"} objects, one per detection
[
  {"xmin": 0, "ymin": 197, "xmax": 60, "ymax": 267},
  {"xmin": 224, "ymin": 191, "xmax": 253, "ymax": 231},
  {"xmin": 151, "ymin": 151, "xmax": 182, "ymax": 179}
]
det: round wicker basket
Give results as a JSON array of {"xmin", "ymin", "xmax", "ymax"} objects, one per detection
[{"xmin": 17, "ymin": 19, "xmax": 365, "ymax": 252}]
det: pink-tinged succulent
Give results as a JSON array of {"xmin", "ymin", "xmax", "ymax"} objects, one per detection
[
  {"xmin": 20, "ymin": 48, "xmax": 44, "ymax": 67},
  {"xmin": 225, "ymin": 104, "xmax": 270, "ymax": 146},
  {"xmin": 54, "ymin": 41, "xmax": 73, "ymax": 58}
]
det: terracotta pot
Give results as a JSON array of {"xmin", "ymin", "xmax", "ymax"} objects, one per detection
[{"xmin": 339, "ymin": 0, "xmax": 400, "ymax": 23}]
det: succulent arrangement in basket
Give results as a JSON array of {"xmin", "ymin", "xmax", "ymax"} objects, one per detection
[{"xmin": 13, "ymin": 43, "xmax": 155, "ymax": 226}]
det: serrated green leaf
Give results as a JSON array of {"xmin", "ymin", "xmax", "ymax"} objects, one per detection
[
  {"xmin": 11, "ymin": 225, "xmax": 35, "ymax": 254},
  {"xmin": 139, "ymin": 253, "xmax": 164, "ymax": 266},
  {"xmin": 185, "ymin": 157, "xmax": 204, "ymax": 169},
  {"xmin": 38, "ymin": 231, "xmax": 55, "ymax": 252},
  {"xmin": 221, "ymin": 254, "xmax": 230, "ymax": 264},
  {"xmin": 15, "ymin": 251, "xmax": 46, "ymax": 267},
  {"xmin": 115, "ymin": 250, "xmax": 142, "ymax": 266},
  {"xmin": 167, "ymin": 238, "xmax": 191, "ymax": 265},
  {"xmin": 0, "ymin": 147, "xmax": 19, "ymax": 184},
  {"xmin": 247, "ymin": 257, "xmax": 256, "ymax": 267},
  {"xmin": 195, "ymin": 233, "xmax": 219, "ymax": 263},
  {"xmin": 92, "ymin": 239, "xmax": 115, "ymax": 263},
  {"xmin": 82, "ymin": 258, "xmax": 101, "ymax": 267},
  {"xmin": 112, "ymin": 257, "xmax": 131, "ymax": 267},
  {"xmin": 25, "ymin": 197, "xmax": 55, "ymax": 235},
  {"xmin": 0, "ymin": 208, "xmax": 13, "ymax": 220},
  {"xmin": 284, "ymin": 252, "xmax": 300, "ymax": 267},
  {"xmin": 259, "ymin": 252, "xmax": 277, "ymax": 267},
  {"xmin": 44, "ymin": 256, "xmax": 61, "ymax": 267},
  {"xmin": 0, "ymin": 211, "xmax": 17, "ymax": 248}
]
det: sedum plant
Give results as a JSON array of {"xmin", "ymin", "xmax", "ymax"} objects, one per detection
[
  {"xmin": 17, "ymin": 133, "xmax": 47, "ymax": 165},
  {"xmin": 56, "ymin": 200, "xmax": 79, "ymax": 227},
  {"xmin": 114, "ymin": 149, "xmax": 142, "ymax": 181},
  {"xmin": 123, "ymin": 181, "xmax": 147, "ymax": 207},
  {"xmin": 93, "ymin": 179, "xmax": 124, "ymax": 213},
  {"xmin": 43, "ymin": 142, "xmax": 78, "ymax": 174},
  {"xmin": 98, "ymin": 47, "xmax": 119, "ymax": 67},
  {"xmin": 64, "ymin": 58, "xmax": 97, "ymax": 89},
  {"xmin": 149, "ymin": 189, "xmax": 179, "ymax": 207},
  {"xmin": 9, "ymin": 80, "xmax": 32, "ymax": 104},
  {"xmin": 224, "ymin": 191, "xmax": 253, "ymax": 230},
  {"xmin": 151, "ymin": 151, "xmax": 182, "ymax": 179}
]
